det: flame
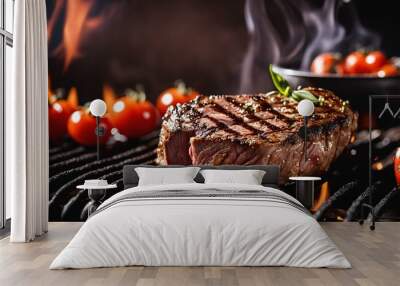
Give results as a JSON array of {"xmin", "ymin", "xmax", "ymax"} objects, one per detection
[
  {"xmin": 103, "ymin": 85, "xmax": 117, "ymax": 112},
  {"xmin": 48, "ymin": 0, "xmax": 119, "ymax": 71},
  {"xmin": 48, "ymin": 76, "xmax": 53, "ymax": 98},
  {"xmin": 67, "ymin": 87, "xmax": 79, "ymax": 108},
  {"xmin": 62, "ymin": 0, "xmax": 101, "ymax": 70},
  {"xmin": 372, "ymin": 162, "xmax": 384, "ymax": 171},
  {"xmin": 48, "ymin": 74, "xmax": 79, "ymax": 107},
  {"xmin": 47, "ymin": 0, "xmax": 65, "ymax": 41},
  {"xmin": 311, "ymin": 182, "xmax": 330, "ymax": 212}
]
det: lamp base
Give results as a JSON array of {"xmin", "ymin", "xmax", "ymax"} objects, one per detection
[{"xmin": 295, "ymin": 180, "xmax": 314, "ymax": 209}]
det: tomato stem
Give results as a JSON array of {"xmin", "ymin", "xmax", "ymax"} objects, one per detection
[
  {"xmin": 174, "ymin": 79, "xmax": 187, "ymax": 95},
  {"xmin": 125, "ymin": 85, "xmax": 147, "ymax": 102}
]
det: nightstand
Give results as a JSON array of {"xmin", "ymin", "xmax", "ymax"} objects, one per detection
[
  {"xmin": 77, "ymin": 184, "xmax": 117, "ymax": 216},
  {"xmin": 289, "ymin": 176, "xmax": 321, "ymax": 209}
]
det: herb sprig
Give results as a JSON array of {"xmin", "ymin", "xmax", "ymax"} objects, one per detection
[{"xmin": 269, "ymin": 65, "xmax": 322, "ymax": 105}]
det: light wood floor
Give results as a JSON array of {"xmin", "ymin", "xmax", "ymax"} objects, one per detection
[{"xmin": 0, "ymin": 222, "xmax": 399, "ymax": 286}]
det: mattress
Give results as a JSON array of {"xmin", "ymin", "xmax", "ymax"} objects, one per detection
[{"xmin": 50, "ymin": 183, "xmax": 350, "ymax": 269}]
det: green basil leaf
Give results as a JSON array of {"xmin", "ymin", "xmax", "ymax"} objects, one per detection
[
  {"xmin": 268, "ymin": 65, "xmax": 321, "ymax": 106},
  {"xmin": 291, "ymin": 92, "xmax": 301, "ymax": 101},
  {"xmin": 292, "ymin": 90, "xmax": 319, "ymax": 104},
  {"xmin": 269, "ymin": 64, "xmax": 292, "ymax": 97}
]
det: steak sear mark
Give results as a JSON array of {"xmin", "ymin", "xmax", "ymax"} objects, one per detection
[
  {"xmin": 252, "ymin": 96, "xmax": 296, "ymax": 124},
  {"xmin": 224, "ymin": 96, "xmax": 287, "ymax": 132}
]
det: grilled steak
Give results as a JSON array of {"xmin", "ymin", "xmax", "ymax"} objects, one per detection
[{"xmin": 157, "ymin": 88, "xmax": 357, "ymax": 183}]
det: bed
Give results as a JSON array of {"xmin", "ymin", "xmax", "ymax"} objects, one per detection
[{"xmin": 50, "ymin": 165, "xmax": 350, "ymax": 269}]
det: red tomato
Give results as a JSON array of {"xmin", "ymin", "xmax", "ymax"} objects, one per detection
[
  {"xmin": 335, "ymin": 61, "xmax": 346, "ymax": 75},
  {"xmin": 395, "ymin": 148, "xmax": 400, "ymax": 187},
  {"xmin": 365, "ymin": 51, "xmax": 387, "ymax": 73},
  {"xmin": 310, "ymin": 53, "xmax": 339, "ymax": 75},
  {"xmin": 67, "ymin": 109, "xmax": 112, "ymax": 146},
  {"xmin": 344, "ymin": 51, "xmax": 368, "ymax": 74},
  {"xmin": 377, "ymin": 64, "xmax": 398, "ymax": 77},
  {"xmin": 157, "ymin": 81, "xmax": 199, "ymax": 115},
  {"xmin": 186, "ymin": 89, "xmax": 200, "ymax": 101},
  {"xmin": 49, "ymin": 97, "xmax": 77, "ymax": 143},
  {"xmin": 109, "ymin": 96, "xmax": 160, "ymax": 139}
]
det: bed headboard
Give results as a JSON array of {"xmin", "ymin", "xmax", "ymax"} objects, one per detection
[{"xmin": 123, "ymin": 165, "xmax": 280, "ymax": 189}]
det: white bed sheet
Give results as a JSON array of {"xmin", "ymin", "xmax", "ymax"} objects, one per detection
[{"xmin": 50, "ymin": 183, "xmax": 350, "ymax": 269}]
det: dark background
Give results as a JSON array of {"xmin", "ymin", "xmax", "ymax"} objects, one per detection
[{"xmin": 46, "ymin": 0, "xmax": 400, "ymax": 104}]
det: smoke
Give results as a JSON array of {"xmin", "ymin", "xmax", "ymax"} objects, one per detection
[
  {"xmin": 300, "ymin": 0, "xmax": 346, "ymax": 70},
  {"xmin": 301, "ymin": 0, "xmax": 380, "ymax": 70},
  {"xmin": 240, "ymin": 0, "xmax": 381, "ymax": 93}
]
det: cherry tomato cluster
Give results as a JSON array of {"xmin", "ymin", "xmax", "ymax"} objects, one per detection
[
  {"xmin": 310, "ymin": 51, "xmax": 399, "ymax": 77},
  {"xmin": 49, "ymin": 81, "xmax": 199, "ymax": 146},
  {"xmin": 49, "ymin": 94, "xmax": 115, "ymax": 146}
]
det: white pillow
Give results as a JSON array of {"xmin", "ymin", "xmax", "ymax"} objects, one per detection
[
  {"xmin": 200, "ymin": 169, "xmax": 266, "ymax": 185},
  {"xmin": 135, "ymin": 167, "xmax": 200, "ymax": 186}
]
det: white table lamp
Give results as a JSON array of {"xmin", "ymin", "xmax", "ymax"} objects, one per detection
[
  {"xmin": 89, "ymin": 99, "xmax": 107, "ymax": 160},
  {"xmin": 297, "ymin": 99, "xmax": 314, "ymax": 162}
]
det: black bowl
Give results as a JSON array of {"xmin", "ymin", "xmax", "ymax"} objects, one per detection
[{"xmin": 271, "ymin": 65, "xmax": 400, "ymax": 110}]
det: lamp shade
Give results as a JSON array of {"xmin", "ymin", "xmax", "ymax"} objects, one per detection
[
  {"xmin": 89, "ymin": 99, "xmax": 107, "ymax": 117},
  {"xmin": 297, "ymin": 99, "xmax": 315, "ymax": 117}
]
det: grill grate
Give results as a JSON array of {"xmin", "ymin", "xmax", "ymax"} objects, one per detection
[
  {"xmin": 48, "ymin": 128, "xmax": 400, "ymax": 222},
  {"xmin": 49, "ymin": 131, "xmax": 159, "ymax": 221}
]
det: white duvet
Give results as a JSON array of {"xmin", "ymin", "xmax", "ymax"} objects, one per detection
[{"xmin": 50, "ymin": 183, "xmax": 351, "ymax": 269}]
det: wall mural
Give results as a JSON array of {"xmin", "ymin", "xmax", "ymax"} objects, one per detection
[{"xmin": 47, "ymin": 0, "xmax": 400, "ymax": 222}]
